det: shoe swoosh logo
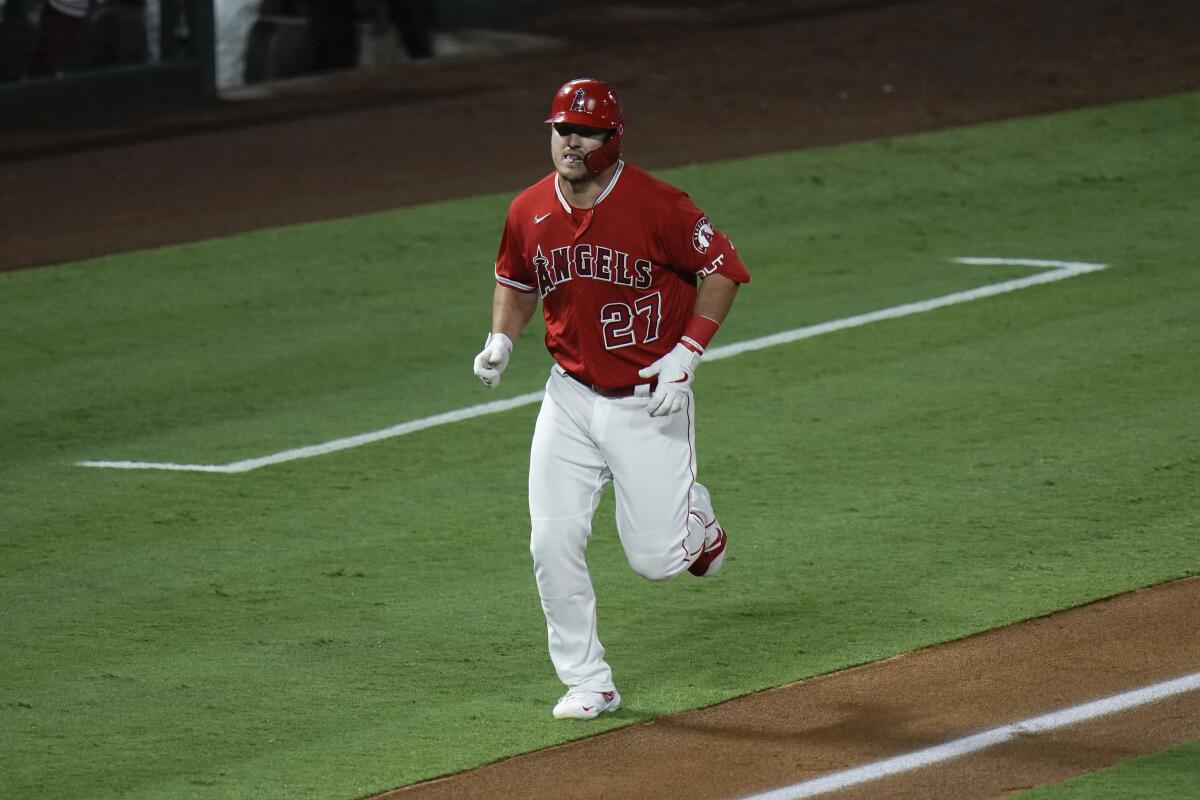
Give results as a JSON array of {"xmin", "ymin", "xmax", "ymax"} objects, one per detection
[
  {"xmin": 581, "ymin": 705, "xmax": 595, "ymax": 712},
  {"xmin": 534, "ymin": 213, "xmax": 551, "ymax": 224}
]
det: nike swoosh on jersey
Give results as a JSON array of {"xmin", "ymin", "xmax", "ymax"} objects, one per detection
[{"xmin": 534, "ymin": 213, "xmax": 551, "ymax": 224}]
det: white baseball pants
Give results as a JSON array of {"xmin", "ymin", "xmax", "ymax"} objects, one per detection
[{"xmin": 529, "ymin": 364, "xmax": 712, "ymax": 692}]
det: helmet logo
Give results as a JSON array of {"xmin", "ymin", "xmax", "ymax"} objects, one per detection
[{"xmin": 571, "ymin": 88, "xmax": 586, "ymax": 113}]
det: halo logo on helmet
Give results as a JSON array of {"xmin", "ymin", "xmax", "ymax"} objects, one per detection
[{"xmin": 547, "ymin": 78, "xmax": 624, "ymax": 174}]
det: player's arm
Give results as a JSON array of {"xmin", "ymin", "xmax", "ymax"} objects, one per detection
[
  {"xmin": 692, "ymin": 272, "xmax": 740, "ymax": 329},
  {"xmin": 473, "ymin": 284, "xmax": 537, "ymax": 388},
  {"xmin": 639, "ymin": 195, "xmax": 750, "ymax": 415},
  {"xmin": 491, "ymin": 283, "xmax": 538, "ymax": 342}
]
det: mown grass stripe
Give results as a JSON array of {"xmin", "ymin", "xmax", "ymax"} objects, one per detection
[{"xmin": 75, "ymin": 257, "xmax": 1106, "ymax": 474}]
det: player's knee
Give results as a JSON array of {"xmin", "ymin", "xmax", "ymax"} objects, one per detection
[
  {"xmin": 529, "ymin": 516, "xmax": 593, "ymax": 595},
  {"xmin": 530, "ymin": 518, "xmax": 584, "ymax": 561},
  {"xmin": 625, "ymin": 550, "xmax": 675, "ymax": 582}
]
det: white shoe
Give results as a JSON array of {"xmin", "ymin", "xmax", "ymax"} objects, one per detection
[{"xmin": 552, "ymin": 688, "xmax": 621, "ymax": 720}]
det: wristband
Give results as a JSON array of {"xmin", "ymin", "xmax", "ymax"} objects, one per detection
[{"xmin": 680, "ymin": 314, "xmax": 720, "ymax": 355}]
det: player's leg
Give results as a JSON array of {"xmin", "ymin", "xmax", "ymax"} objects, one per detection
[
  {"xmin": 529, "ymin": 369, "xmax": 616, "ymax": 700},
  {"xmin": 601, "ymin": 392, "xmax": 727, "ymax": 579}
]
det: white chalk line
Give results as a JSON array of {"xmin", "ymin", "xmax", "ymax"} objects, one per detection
[
  {"xmin": 78, "ymin": 391, "xmax": 546, "ymax": 475},
  {"xmin": 737, "ymin": 670, "xmax": 1200, "ymax": 800},
  {"xmin": 77, "ymin": 257, "xmax": 1106, "ymax": 474}
]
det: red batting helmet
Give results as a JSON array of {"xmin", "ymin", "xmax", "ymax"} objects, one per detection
[{"xmin": 546, "ymin": 78, "xmax": 623, "ymax": 173}]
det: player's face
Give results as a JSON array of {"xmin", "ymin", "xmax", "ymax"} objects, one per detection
[{"xmin": 551, "ymin": 123, "xmax": 609, "ymax": 182}]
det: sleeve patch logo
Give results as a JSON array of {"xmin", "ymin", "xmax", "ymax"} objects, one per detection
[{"xmin": 691, "ymin": 217, "xmax": 715, "ymax": 254}]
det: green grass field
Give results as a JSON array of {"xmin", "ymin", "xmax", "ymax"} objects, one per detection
[
  {"xmin": 1016, "ymin": 740, "xmax": 1200, "ymax": 800},
  {"xmin": 2, "ymin": 92, "xmax": 1198, "ymax": 800}
]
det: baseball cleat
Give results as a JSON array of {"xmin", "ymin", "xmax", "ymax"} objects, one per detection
[
  {"xmin": 686, "ymin": 483, "xmax": 728, "ymax": 577},
  {"xmin": 687, "ymin": 523, "xmax": 727, "ymax": 577},
  {"xmin": 552, "ymin": 689, "xmax": 621, "ymax": 720}
]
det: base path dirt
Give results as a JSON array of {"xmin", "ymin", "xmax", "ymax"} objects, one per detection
[{"xmin": 377, "ymin": 578, "xmax": 1200, "ymax": 800}]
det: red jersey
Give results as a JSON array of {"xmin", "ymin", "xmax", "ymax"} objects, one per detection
[{"xmin": 494, "ymin": 162, "xmax": 751, "ymax": 389}]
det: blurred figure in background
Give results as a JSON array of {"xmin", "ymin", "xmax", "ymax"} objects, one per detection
[
  {"xmin": 310, "ymin": 0, "xmax": 434, "ymax": 71},
  {"xmin": 386, "ymin": 0, "xmax": 433, "ymax": 59},
  {"xmin": 308, "ymin": 0, "xmax": 355, "ymax": 70},
  {"xmin": 5, "ymin": 0, "xmax": 165, "ymax": 79},
  {"xmin": 31, "ymin": 0, "xmax": 88, "ymax": 76},
  {"xmin": 0, "ymin": 0, "xmax": 36, "ymax": 80}
]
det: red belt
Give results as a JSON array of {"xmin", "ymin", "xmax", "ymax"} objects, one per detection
[{"xmin": 561, "ymin": 368, "xmax": 654, "ymax": 398}]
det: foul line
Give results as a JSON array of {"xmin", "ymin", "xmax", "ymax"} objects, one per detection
[
  {"xmin": 737, "ymin": 670, "xmax": 1200, "ymax": 800},
  {"xmin": 78, "ymin": 257, "xmax": 1106, "ymax": 474}
]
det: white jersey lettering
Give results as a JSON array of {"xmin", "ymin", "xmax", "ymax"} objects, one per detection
[{"xmin": 532, "ymin": 243, "xmax": 659, "ymax": 297}]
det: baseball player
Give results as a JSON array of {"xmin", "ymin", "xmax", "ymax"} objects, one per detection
[{"xmin": 473, "ymin": 78, "xmax": 750, "ymax": 720}]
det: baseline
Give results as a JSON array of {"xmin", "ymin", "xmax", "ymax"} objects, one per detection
[{"xmin": 738, "ymin": 671, "xmax": 1200, "ymax": 800}]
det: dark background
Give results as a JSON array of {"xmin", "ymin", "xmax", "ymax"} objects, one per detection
[{"xmin": 1, "ymin": 0, "xmax": 1198, "ymax": 272}]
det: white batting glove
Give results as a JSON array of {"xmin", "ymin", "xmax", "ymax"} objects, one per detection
[
  {"xmin": 473, "ymin": 332, "xmax": 513, "ymax": 388},
  {"xmin": 638, "ymin": 342, "xmax": 702, "ymax": 417}
]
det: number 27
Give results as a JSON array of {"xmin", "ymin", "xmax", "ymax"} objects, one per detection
[{"xmin": 600, "ymin": 291, "xmax": 662, "ymax": 350}]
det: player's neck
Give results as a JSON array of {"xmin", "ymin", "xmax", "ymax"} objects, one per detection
[{"xmin": 556, "ymin": 163, "xmax": 619, "ymax": 210}]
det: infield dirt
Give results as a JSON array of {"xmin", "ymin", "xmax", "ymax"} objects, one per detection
[
  {"xmin": 2, "ymin": 1, "xmax": 1197, "ymax": 797},
  {"xmin": 377, "ymin": 577, "xmax": 1200, "ymax": 799}
]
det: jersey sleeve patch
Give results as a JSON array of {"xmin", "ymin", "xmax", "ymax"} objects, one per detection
[
  {"xmin": 691, "ymin": 216, "xmax": 715, "ymax": 254},
  {"xmin": 670, "ymin": 202, "xmax": 752, "ymax": 284}
]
